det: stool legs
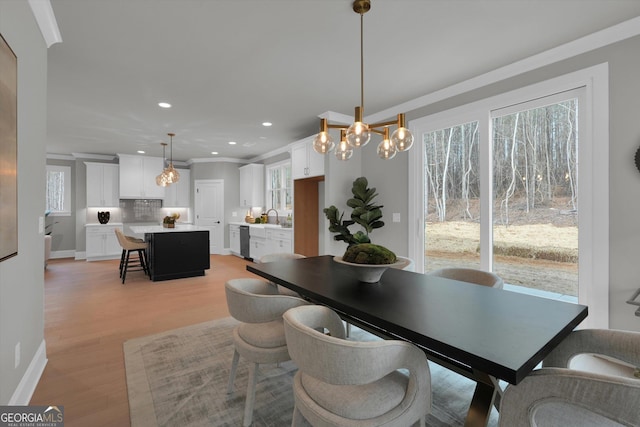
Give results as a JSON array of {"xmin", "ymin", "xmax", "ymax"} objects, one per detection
[{"xmin": 121, "ymin": 248, "xmax": 149, "ymax": 284}]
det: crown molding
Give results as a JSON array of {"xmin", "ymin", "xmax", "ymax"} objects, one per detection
[
  {"xmin": 71, "ymin": 153, "xmax": 117, "ymax": 161},
  {"xmin": 28, "ymin": 0, "xmax": 62, "ymax": 48},
  {"xmin": 188, "ymin": 157, "xmax": 245, "ymax": 165},
  {"xmin": 46, "ymin": 153, "xmax": 75, "ymax": 161}
]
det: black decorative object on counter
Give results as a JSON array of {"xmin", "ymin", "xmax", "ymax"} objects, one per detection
[{"xmin": 97, "ymin": 211, "xmax": 110, "ymax": 224}]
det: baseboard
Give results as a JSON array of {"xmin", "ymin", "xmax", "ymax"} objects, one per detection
[
  {"xmin": 9, "ymin": 339, "xmax": 48, "ymax": 405},
  {"xmin": 75, "ymin": 251, "xmax": 86, "ymax": 260},
  {"xmin": 50, "ymin": 250, "xmax": 75, "ymax": 259}
]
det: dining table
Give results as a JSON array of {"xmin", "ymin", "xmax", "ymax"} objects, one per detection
[{"xmin": 247, "ymin": 255, "xmax": 588, "ymax": 427}]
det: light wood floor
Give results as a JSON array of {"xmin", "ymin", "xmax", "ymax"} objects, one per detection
[{"xmin": 30, "ymin": 255, "xmax": 256, "ymax": 427}]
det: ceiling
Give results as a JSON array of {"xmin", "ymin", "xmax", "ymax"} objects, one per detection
[{"xmin": 46, "ymin": 0, "xmax": 640, "ymax": 162}]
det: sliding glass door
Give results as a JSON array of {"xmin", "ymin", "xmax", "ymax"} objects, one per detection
[{"xmin": 416, "ymin": 91, "xmax": 582, "ymax": 298}]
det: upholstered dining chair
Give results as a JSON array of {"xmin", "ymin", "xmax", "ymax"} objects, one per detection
[
  {"xmin": 259, "ymin": 252, "xmax": 306, "ymax": 297},
  {"xmin": 224, "ymin": 278, "xmax": 308, "ymax": 427},
  {"xmin": 543, "ymin": 328, "xmax": 640, "ymax": 379},
  {"xmin": 498, "ymin": 367, "xmax": 640, "ymax": 426},
  {"xmin": 427, "ymin": 267, "xmax": 504, "ymax": 289},
  {"xmin": 114, "ymin": 228, "xmax": 148, "ymax": 284},
  {"xmin": 283, "ymin": 305, "xmax": 432, "ymax": 427}
]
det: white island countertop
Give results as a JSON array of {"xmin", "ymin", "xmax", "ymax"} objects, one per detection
[{"xmin": 130, "ymin": 224, "xmax": 209, "ymax": 234}]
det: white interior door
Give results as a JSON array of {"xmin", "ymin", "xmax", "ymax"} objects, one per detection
[{"xmin": 194, "ymin": 179, "xmax": 224, "ymax": 254}]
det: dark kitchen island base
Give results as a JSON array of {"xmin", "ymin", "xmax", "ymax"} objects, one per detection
[{"xmin": 145, "ymin": 230, "xmax": 210, "ymax": 281}]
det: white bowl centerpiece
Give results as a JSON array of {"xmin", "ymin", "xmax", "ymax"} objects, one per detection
[{"xmin": 334, "ymin": 243, "xmax": 405, "ymax": 283}]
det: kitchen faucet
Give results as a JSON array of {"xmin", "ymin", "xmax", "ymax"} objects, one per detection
[{"xmin": 265, "ymin": 208, "xmax": 280, "ymax": 225}]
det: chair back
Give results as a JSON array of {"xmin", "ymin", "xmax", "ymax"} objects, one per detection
[
  {"xmin": 259, "ymin": 252, "xmax": 306, "ymax": 263},
  {"xmin": 499, "ymin": 368, "xmax": 640, "ymax": 426},
  {"xmin": 224, "ymin": 278, "xmax": 306, "ymax": 324},
  {"xmin": 114, "ymin": 228, "xmax": 145, "ymax": 250},
  {"xmin": 284, "ymin": 305, "xmax": 429, "ymax": 386},
  {"xmin": 428, "ymin": 267, "xmax": 503, "ymax": 288}
]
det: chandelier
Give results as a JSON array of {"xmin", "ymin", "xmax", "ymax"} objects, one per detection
[
  {"xmin": 312, "ymin": 0, "xmax": 413, "ymax": 161},
  {"xmin": 156, "ymin": 132, "xmax": 180, "ymax": 186}
]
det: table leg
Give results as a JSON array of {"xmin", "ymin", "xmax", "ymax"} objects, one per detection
[{"xmin": 464, "ymin": 380, "xmax": 496, "ymax": 427}]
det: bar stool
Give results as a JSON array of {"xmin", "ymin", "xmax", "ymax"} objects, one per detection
[{"xmin": 114, "ymin": 228, "xmax": 148, "ymax": 283}]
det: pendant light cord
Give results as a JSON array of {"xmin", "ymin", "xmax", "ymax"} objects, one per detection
[{"xmin": 360, "ymin": 12, "xmax": 364, "ymax": 111}]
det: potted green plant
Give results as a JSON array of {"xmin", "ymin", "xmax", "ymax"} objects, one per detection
[{"xmin": 324, "ymin": 177, "xmax": 405, "ymax": 282}]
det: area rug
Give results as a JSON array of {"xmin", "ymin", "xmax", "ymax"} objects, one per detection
[{"xmin": 124, "ymin": 317, "xmax": 499, "ymax": 427}]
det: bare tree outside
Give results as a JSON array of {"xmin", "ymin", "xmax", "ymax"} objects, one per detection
[{"xmin": 424, "ymin": 99, "xmax": 578, "ymax": 297}]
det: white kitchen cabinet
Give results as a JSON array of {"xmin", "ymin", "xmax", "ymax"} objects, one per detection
[
  {"xmin": 85, "ymin": 162, "xmax": 119, "ymax": 207},
  {"xmin": 118, "ymin": 154, "xmax": 165, "ymax": 199},
  {"xmin": 86, "ymin": 224, "xmax": 123, "ymax": 261},
  {"xmin": 291, "ymin": 137, "xmax": 324, "ymax": 180},
  {"xmin": 249, "ymin": 225, "xmax": 268, "ymax": 260},
  {"xmin": 164, "ymin": 168, "xmax": 191, "ymax": 207},
  {"xmin": 266, "ymin": 228, "xmax": 292, "ymax": 254},
  {"xmin": 239, "ymin": 163, "xmax": 264, "ymax": 207},
  {"xmin": 229, "ymin": 224, "xmax": 241, "ymax": 255}
]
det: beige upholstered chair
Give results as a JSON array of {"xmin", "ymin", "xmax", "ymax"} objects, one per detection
[
  {"xmin": 283, "ymin": 305, "xmax": 432, "ymax": 427},
  {"xmin": 224, "ymin": 278, "xmax": 308, "ymax": 427},
  {"xmin": 427, "ymin": 267, "xmax": 504, "ymax": 289},
  {"xmin": 259, "ymin": 252, "xmax": 306, "ymax": 297},
  {"xmin": 498, "ymin": 368, "xmax": 640, "ymax": 426},
  {"xmin": 543, "ymin": 329, "xmax": 640, "ymax": 379},
  {"xmin": 114, "ymin": 228, "xmax": 148, "ymax": 283}
]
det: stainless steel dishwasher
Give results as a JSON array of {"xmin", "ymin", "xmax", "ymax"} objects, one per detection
[{"xmin": 240, "ymin": 225, "xmax": 251, "ymax": 260}]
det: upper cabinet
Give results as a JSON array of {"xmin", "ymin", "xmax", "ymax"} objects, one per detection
[
  {"xmin": 291, "ymin": 137, "xmax": 324, "ymax": 180},
  {"xmin": 118, "ymin": 154, "xmax": 165, "ymax": 199},
  {"xmin": 239, "ymin": 163, "xmax": 264, "ymax": 207},
  {"xmin": 164, "ymin": 169, "xmax": 191, "ymax": 207},
  {"xmin": 85, "ymin": 162, "xmax": 119, "ymax": 207}
]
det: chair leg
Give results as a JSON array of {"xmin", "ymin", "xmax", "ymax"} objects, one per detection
[
  {"xmin": 227, "ymin": 349, "xmax": 240, "ymax": 394},
  {"xmin": 137, "ymin": 250, "xmax": 148, "ymax": 276},
  {"xmin": 122, "ymin": 250, "xmax": 131, "ymax": 284},
  {"xmin": 292, "ymin": 406, "xmax": 305, "ymax": 427},
  {"xmin": 119, "ymin": 249, "xmax": 126, "ymax": 277},
  {"xmin": 243, "ymin": 362, "xmax": 259, "ymax": 427}
]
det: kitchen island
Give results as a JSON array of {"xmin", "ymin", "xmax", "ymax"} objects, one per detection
[{"xmin": 130, "ymin": 225, "xmax": 210, "ymax": 281}]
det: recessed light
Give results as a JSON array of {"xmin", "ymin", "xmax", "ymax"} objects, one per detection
[
  {"xmin": 262, "ymin": 122, "xmax": 272, "ymax": 127},
  {"xmin": 137, "ymin": 150, "xmax": 145, "ymax": 154},
  {"xmin": 211, "ymin": 151, "xmax": 218, "ymax": 155},
  {"xmin": 228, "ymin": 141, "xmax": 237, "ymax": 145},
  {"xmin": 158, "ymin": 102, "xmax": 171, "ymax": 108}
]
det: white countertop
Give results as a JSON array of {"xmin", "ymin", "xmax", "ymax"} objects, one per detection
[
  {"xmin": 229, "ymin": 222, "xmax": 293, "ymax": 230},
  {"xmin": 130, "ymin": 224, "xmax": 208, "ymax": 234}
]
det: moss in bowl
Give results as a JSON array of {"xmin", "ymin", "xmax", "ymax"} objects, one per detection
[{"xmin": 334, "ymin": 243, "xmax": 404, "ymax": 283}]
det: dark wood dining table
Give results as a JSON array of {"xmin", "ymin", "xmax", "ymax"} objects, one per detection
[{"xmin": 247, "ymin": 255, "xmax": 588, "ymax": 427}]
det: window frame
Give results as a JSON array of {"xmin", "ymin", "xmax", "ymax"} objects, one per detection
[
  {"xmin": 46, "ymin": 164, "xmax": 72, "ymax": 216},
  {"xmin": 265, "ymin": 160, "xmax": 292, "ymax": 213},
  {"xmin": 408, "ymin": 63, "xmax": 609, "ymax": 329}
]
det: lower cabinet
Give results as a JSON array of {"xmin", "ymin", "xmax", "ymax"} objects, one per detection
[
  {"xmin": 244, "ymin": 225, "xmax": 293, "ymax": 260},
  {"xmin": 266, "ymin": 229, "xmax": 292, "ymax": 254},
  {"xmin": 86, "ymin": 224, "xmax": 123, "ymax": 261},
  {"xmin": 229, "ymin": 224, "xmax": 240, "ymax": 255}
]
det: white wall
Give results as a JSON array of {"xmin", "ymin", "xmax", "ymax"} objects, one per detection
[{"xmin": 0, "ymin": 1, "xmax": 48, "ymax": 404}]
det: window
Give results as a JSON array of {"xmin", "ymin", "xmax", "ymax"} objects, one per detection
[
  {"xmin": 266, "ymin": 161, "xmax": 292, "ymax": 212},
  {"xmin": 409, "ymin": 64, "xmax": 609, "ymax": 329},
  {"xmin": 46, "ymin": 165, "xmax": 71, "ymax": 216}
]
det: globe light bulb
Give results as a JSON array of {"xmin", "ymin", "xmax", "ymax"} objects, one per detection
[
  {"xmin": 313, "ymin": 131, "xmax": 334, "ymax": 154},
  {"xmin": 391, "ymin": 127, "xmax": 414, "ymax": 151},
  {"xmin": 377, "ymin": 129, "xmax": 397, "ymax": 160},
  {"xmin": 346, "ymin": 121, "xmax": 371, "ymax": 148},
  {"xmin": 392, "ymin": 115, "xmax": 414, "ymax": 151},
  {"xmin": 335, "ymin": 131, "xmax": 353, "ymax": 160}
]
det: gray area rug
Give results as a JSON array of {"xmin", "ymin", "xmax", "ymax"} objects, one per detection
[{"xmin": 124, "ymin": 317, "xmax": 499, "ymax": 427}]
